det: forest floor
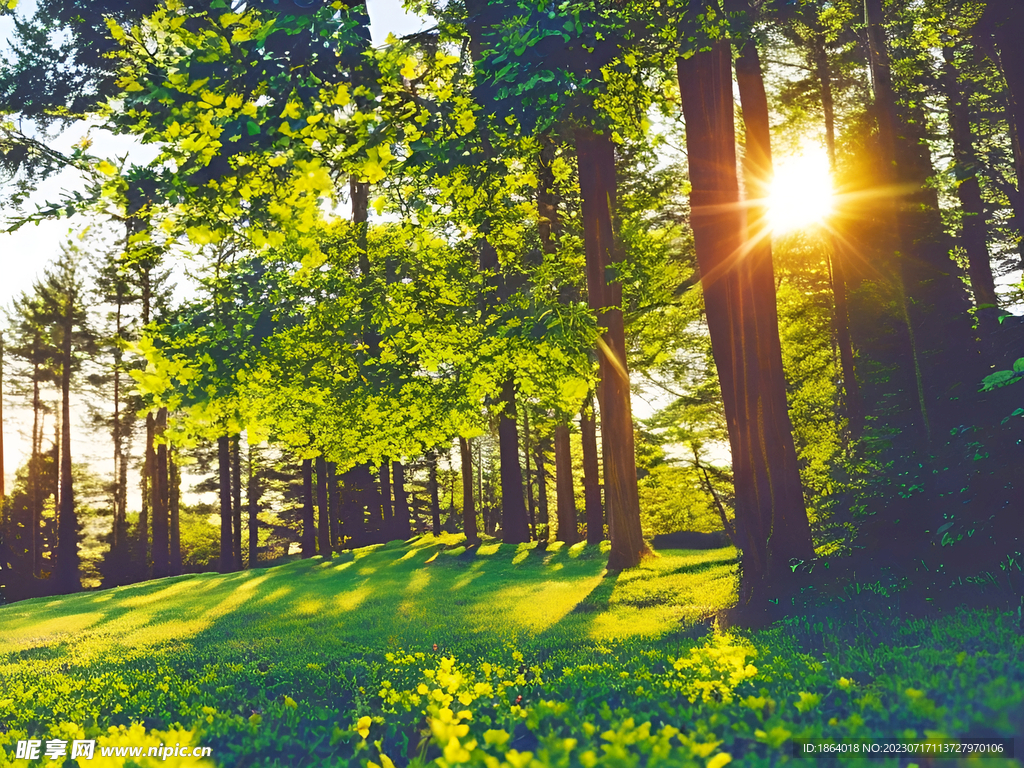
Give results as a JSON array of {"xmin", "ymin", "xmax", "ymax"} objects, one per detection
[{"xmin": 0, "ymin": 534, "xmax": 1021, "ymax": 767}]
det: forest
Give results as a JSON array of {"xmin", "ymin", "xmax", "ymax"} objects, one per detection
[{"xmin": 0, "ymin": 0, "xmax": 1022, "ymax": 765}]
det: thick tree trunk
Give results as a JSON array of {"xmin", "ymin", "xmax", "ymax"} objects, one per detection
[
  {"xmin": 677, "ymin": 44, "xmax": 814, "ymax": 615},
  {"xmin": 152, "ymin": 408, "xmax": 169, "ymax": 578},
  {"xmin": 219, "ymin": 436, "xmax": 235, "ymax": 571},
  {"xmin": 301, "ymin": 458, "xmax": 315, "ymax": 557},
  {"xmin": 393, "ymin": 461, "xmax": 411, "ymax": 539},
  {"xmin": 575, "ymin": 129, "xmax": 647, "ymax": 567},
  {"xmin": 943, "ymin": 45, "xmax": 999, "ymax": 329},
  {"xmin": 580, "ymin": 397, "xmax": 603, "ymax": 544},
  {"xmin": 497, "ymin": 379, "xmax": 531, "ymax": 543},
  {"xmin": 379, "ymin": 460, "xmax": 394, "ymax": 541},
  {"xmin": 170, "ymin": 449, "xmax": 182, "ymax": 576},
  {"xmin": 341, "ymin": 467, "xmax": 366, "ymax": 546},
  {"xmin": 460, "ymin": 438, "xmax": 479, "ymax": 544},
  {"xmin": 358, "ymin": 463, "xmax": 384, "ymax": 542},
  {"xmin": 55, "ymin": 298, "xmax": 78, "ymax": 594},
  {"xmin": 553, "ymin": 423, "xmax": 579, "ymax": 544},
  {"xmin": 316, "ymin": 455, "xmax": 331, "ymax": 558}
]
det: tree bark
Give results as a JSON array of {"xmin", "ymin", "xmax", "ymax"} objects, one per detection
[
  {"xmin": 460, "ymin": 438, "xmax": 479, "ymax": 544},
  {"xmin": 522, "ymin": 405, "xmax": 536, "ymax": 539},
  {"xmin": 497, "ymin": 379, "xmax": 531, "ymax": 543},
  {"xmin": 219, "ymin": 435, "xmax": 235, "ymax": 571},
  {"xmin": 247, "ymin": 441, "xmax": 259, "ymax": 567},
  {"xmin": 327, "ymin": 461, "xmax": 341, "ymax": 549},
  {"xmin": 55, "ymin": 292, "xmax": 78, "ymax": 594},
  {"xmin": 942, "ymin": 44, "xmax": 999, "ymax": 329},
  {"xmin": 534, "ymin": 442, "xmax": 550, "ymax": 544},
  {"xmin": 580, "ymin": 396, "xmax": 603, "ymax": 545},
  {"xmin": 170, "ymin": 448, "xmax": 182, "ymax": 576},
  {"xmin": 140, "ymin": 412, "xmax": 154, "ymax": 574},
  {"xmin": 379, "ymin": 459, "xmax": 394, "ymax": 541},
  {"xmin": 392, "ymin": 461, "xmax": 411, "ymax": 540},
  {"xmin": 811, "ymin": 33, "xmax": 865, "ymax": 437},
  {"xmin": 316, "ymin": 455, "xmax": 331, "ymax": 558},
  {"xmin": 152, "ymin": 408, "xmax": 169, "ymax": 578},
  {"xmin": 231, "ymin": 435, "xmax": 242, "ymax": 568},
  {"xmin": 575, "ymin": 128, "xmax": 647, "ymax": 567},
  {"xmin": 428, "ymin": 450, "xmax": 441, "ymax": 536},
  {"xmin": 301, "ymin": 457, "xmax": 315, "ymax": 557},
  {"xmin": 677, "ymin": 44, "xmax": 814, "ymax": 614},
  {"xmin": 29, "ymin": 352, "xmax": 41, "ymax": 576},
  {"xmin": 553, "ymin": 423, "xmax": 579, "ymax": 544}
]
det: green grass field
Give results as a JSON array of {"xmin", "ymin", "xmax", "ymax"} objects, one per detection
[{"xmin": 1, "ymin": 535, "xmax": 1021, "ymax": 767}]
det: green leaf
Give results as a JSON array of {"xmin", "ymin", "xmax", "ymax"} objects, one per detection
[{"xmin": 1013, "ymin": 358, "xmax": 1024, "ymax": 373}]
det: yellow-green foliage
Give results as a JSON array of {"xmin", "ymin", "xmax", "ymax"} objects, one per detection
[{"xmin": 1, "ymin": 537, "xmax": 1021, "ymax": 768}]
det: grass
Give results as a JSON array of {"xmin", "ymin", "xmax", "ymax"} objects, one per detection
[{"xmin": 0, "ymin": 534, "xmax": 1021, "ymax": 768}]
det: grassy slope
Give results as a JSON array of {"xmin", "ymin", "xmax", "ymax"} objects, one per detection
[{"xmin": 1, "ymin": 535, "xmax": 1021, "ymax": 768}]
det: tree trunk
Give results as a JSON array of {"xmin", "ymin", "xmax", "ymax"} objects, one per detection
[
  {"xmin": 379, "ymin": 460, "xmax": 394, "ymax": 541},
  {"xmin": 677, "ymin": 44, "xmax": 814, "ymax": 615},
  {"xmin": 497, "ymin": 379, "xmax": 531, "ymax": 543},
  {"xmin": 942, "ymin": 44, "xmax": 999, "ymax": 329},
  {"xmin": 393, "ymin": 461, "xmax": 411, "ymax": 539},
  {"xmin": 327, "ymin": 460, "xmax": 341, "ymax": 549},
  {"xmin": 812, "ymin": 34, "xmax": 864, "ymax": 437},
  {"xmin": 219, "ymin": 436, "xmax": 235, "ymax": 571},
  {"xmin": 301, "ymin": 457, "xmax": 315, "ymax": 557},
  {"xmin": 575, "ymin": 128, "xmax": 646, "ymax": 567},
  {"xmin": 247, "ymin": 441, "xmax": 259, "ymax": 567},
  {"xmin": 428, "ymin": 450, "xmax": 441, "ymax": 536},
  {"xmin": 580, "ymin": 396, "xmax": 603, "ymax": 545},
  {"xmin": 460, "ymin": 438, "xmax": 478, "ymax": 544},
  {"xmin": 29, "ymin": 354, "xmax": 41, "ymax": 576},
  {"xmin": 342, "ymin": 467, "xmax": 366, "ymax": 546},
  {"xmin": 55, "ymin": 294, "xmax": 78, "ymax": 594},
  {"xmin": 152, "ymin": 408, "xmax": 169, "ymax": 578},
  {"xmin": 316, "ymin": 455, "xmax": 331, "ymax": 558},
  {"xmin": 231, "ymin": 435, "xmax": 242, "ymax": 568},
  {"xmin": 522, "ymin": 405, "xmax": 536, "ymax": 539},
  {"xmin": 553, "ymin": 422, "xmax": 579, "ymax": 544},
  {"xmin": 140, "ymin": 412, "xmax": 154, "ymax": 573},
  {"xmin": 534, "ymin": 442, "xmax": 550, "ymax": 544},
  {"xmin": 170, "ymin": 448, "xmax": 182, "ymax": 576}
]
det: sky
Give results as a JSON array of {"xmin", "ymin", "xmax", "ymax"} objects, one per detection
[{"xmin": 0, "ymin": 0, "xmax": 432, "ymax": 500}]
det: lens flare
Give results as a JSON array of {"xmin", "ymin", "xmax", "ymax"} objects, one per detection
[{"xmin": 767, "ymin": 148, "xmax": 834, "ymax": 233}]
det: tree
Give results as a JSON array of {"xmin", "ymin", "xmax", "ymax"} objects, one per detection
[{"xmin": 36, "ymin": 244, "xmax": 97, "ymax": 593}]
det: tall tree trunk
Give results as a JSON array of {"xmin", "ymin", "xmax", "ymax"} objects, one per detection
[
  {"xmin": 231, "ymin": 435, "xmax": 242, "ymax": 568},
  {"xmin": 497, "ymin": 379, "xmax": 531, "ymax": 542},
  {"xmin": 0, "ymin": 335, "xmax": 6, "ymax": 571},
  {"xmin": 140, "ymin": 412, "xmax": 154, "ymax": 573},
  {"xmin": 392, "ymin": 461, "xmax": 411, "ymax": 539},
  {"xmin": 316, "ymin": 455, "xmax": 331, "ymax": 558},
  {"xmin": 359, "ymin": 463, "xmax": 384, "ymax": 542},
  {"xmin": 580, "ymin": 396, "xmax": 603, "ymax": 545},
  {"xmin": 56, "ymin": 295, "xmax": 78, "ymax": 594},
  {"xmin": 301, "ymin": 457, "xmax": 315, "ymax": 557},
  {"xmin": 522, "ymin": 405, "xmax": 536, "ymax": 539},
  {"xmin": 428, "ymin": 450, "xmax": 441, "ymax": 536},
  {"xmin": 575, "ymin": 128, "xmax": 646, "ymax": 567},
  {"xmin": 534, "ymin": 442, "xmax": 550, "ymax": 544},
  {"xmin": 980, "ymin": 1, "xmax": 1024, "ymax": 186},
  {"xmin": 812, "ymin": 34, "xmax": 865, "ymax": 437},
  {"xmin": 379, "ymin": 460, "xmax": 394, "ymax": 541},
  {"xmin": 327, "ymin": 461, "xmax": 341, "ymax": 549},
  {"xmin": 170, "ymin": 448, "xmax": 182, "ymax": 576},
  {"xmin": 247, "ymin": 441, "xmax": 259, "ymax": 567},
  {"xmin": 677, "ymin": 44, "xmax": 813, "ymax": 616},
  {"xmin": 152, "ymin": 408, "xmax": 169, "ymax": 578},
  {"xmin": 943, "ymin": 44, "xmax": 999, "ymax": 329},
  {"xmin": 553, "ymin": 423, "xmax": 578, "ymax": 544},
  {"xmin": 460, "ymin": 438, "xmax": 478, "ymax": 544},
  {"xmin": 219, "ymin": 435, "xmax": 234, "ymax": 571},
  {"xmin": 29, "ymin": 354, "xmax": 41, "ymax": 576},
  {"xmin": 342, "ymin": 467, "xmax": 366, "ymax": 546}
]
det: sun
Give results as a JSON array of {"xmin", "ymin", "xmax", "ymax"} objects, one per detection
[{"xmin": 766, "ymin": 148, "xmax": 835, "ymax": 234}]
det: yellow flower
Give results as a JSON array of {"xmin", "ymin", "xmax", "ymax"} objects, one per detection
[
  {"xmin": 356, "ymin": 716, "xmax": 372, "ymax": 739},
  {"xmin": 707, "ymin": 753, "xmax": 732, "ymax": 768}
]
